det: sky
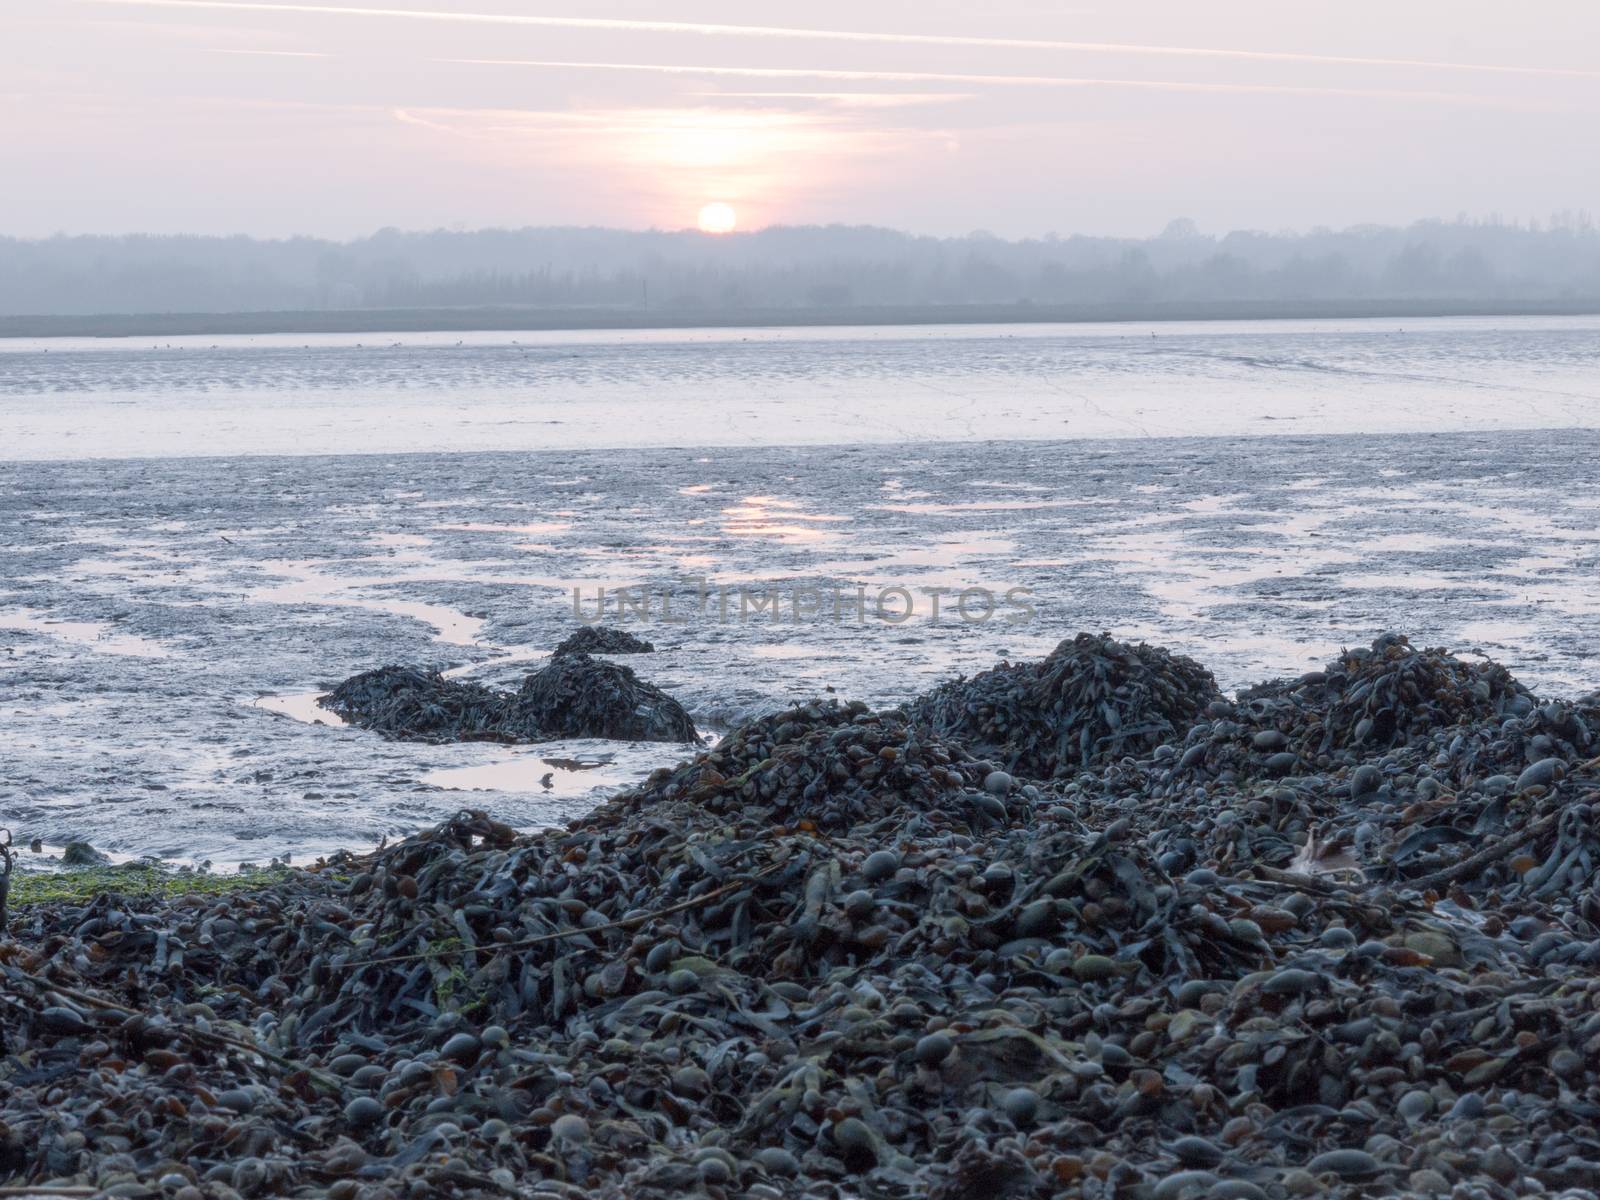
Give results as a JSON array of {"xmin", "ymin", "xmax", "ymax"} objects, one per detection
[{"xmin": 2, "ymin": 0, "xmax": 1597, "ymax": 239}]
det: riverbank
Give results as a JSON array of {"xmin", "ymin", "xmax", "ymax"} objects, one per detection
[{"xmin": 6, "ymin": 297, "xmax": 1600, "ymax": 339}]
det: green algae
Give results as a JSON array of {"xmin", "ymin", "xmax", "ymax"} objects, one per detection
[{"xmin": 8, "ymin": 863, "xmax": 294, "ymax": 907}]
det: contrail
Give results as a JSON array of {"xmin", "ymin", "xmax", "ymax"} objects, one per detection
[
  {"xmin": 204, "ymin": 47, "xmax": 327, "ymax": 56},
  {"xmin": 443, "ymin": 58, "xmax": 1516, "ymax": 106},
  {"xmin": 83, "ymin": 0, "xmax": 1600, "ymax": 81}
]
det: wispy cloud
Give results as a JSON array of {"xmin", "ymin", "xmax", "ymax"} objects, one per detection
[
  {"xmin": 443, "ymin": 58, "xmax": 1535, "ymax": 108},
  {"xmin": 84, "ymin": 0, "xmax": 1600, "ymax": 81},
  {"xmin": 689, "ymin": 93, "xmax": 973, "ymax": 110},
  {"xmin": 203, "ymin": 47, "xmax": 327, "ymax": 56}
]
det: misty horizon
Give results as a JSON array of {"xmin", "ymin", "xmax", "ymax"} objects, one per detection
[
  {"xmin": 4, "ymin": 212, "xmax": 1599, "ymax": 319},
  {"xmin": 10, "ymin": 207, "xmax": 1600, "ymax": 244}
]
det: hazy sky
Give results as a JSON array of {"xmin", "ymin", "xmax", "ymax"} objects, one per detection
[{"xmin": 3, "ymin": 0, "xmax": 1597, "ymax": 238}]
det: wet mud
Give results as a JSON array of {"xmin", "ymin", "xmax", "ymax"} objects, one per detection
[{"xmin": 2, "ymin": 429, "xmax": 1599, "ymax": 868}]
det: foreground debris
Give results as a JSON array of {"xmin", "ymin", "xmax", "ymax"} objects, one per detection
[
  {"xmin": 907, "ymin": 632, "xmax": 1223, "ymax": 775},
  {"xmin": 552, "ymin": 626, "xmax": 656, "ymax": 656},
  {"xmin": 5, "ymin": 633, "xmax": 1600, "ymax": 1199},
  {"xmin": 320, "ymin": 652, "xmax": 698, "ymax": 744}
]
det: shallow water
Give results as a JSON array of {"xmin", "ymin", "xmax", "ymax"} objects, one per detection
[
  {"xmin": 4, "ymin": 317, "xmax": 1600, "ymax": 866},
  {"xmin": 3, "ymin": 428, "xmax": 1599, "ymax": 868},
  {"xmin": 3, "ymin": 316, "xmax": 1599, "ymax": 460}
]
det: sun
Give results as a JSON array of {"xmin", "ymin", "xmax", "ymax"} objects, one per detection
[{"xmin": 697, "ymin": 202, "xmax": 737, "ymax": 234}]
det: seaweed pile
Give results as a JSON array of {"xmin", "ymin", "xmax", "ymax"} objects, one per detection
[
  {"xmin": 553, "ymin": 626, "xmax": 656, "ymax": 656},
  {"xmin": 907, "ymin": 633, "xmax": 1222, "ymax": 776},
  {"xmin": 601, "ymin": 699, "xmax": 1004, "ymax": 833},
  {"xmin": 1104, "ymin": 634, "xmax": 1596, "ymax": 890},
  {"xmin": 320, "ymin": 654, "xmax": 697, "ymax": 745},
  {"xmin": 7, "ymin": 634, "xmax": 1600, "ymax": 1200},
  {"xmin": 507, "ymin": 652, "xmax": 697, "ymax": 743},
  {"xmin": 320, "ymin": 667, "xmax": 514, "ymax": 742}
]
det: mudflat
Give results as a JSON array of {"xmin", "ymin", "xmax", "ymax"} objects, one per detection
[{"xmin": 3, "ymin": 429, "xmax": 1597, "ymax": 867}]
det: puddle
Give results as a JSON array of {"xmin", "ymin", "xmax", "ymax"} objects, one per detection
[
  {"xmin": 0, "ymin": 611, "xmax": 171, "ymax": 657},
  {"xmin": 250, "ymin": 560, "xmax": 489, "ymax": 646},
  {"xmin": 422, "ymin": 736, "xmax": 704, "ymax": 796},
  {"xmin": 436, "ymin": 522, "xmax": 573, "ymax": 536},
  {"xmin": 369, "ymin": 532, "xmax": 433, "ymax": 548},
  {"xmin": 752, "ymin": 644, "xmax": 841, "ymax": 659},
  {"xmin": 252, "ymin": 690, "xmax": 348, "ymax": 726},
  {"xmin": 721, "ymin": 496, "xmax": 850, "ymax": 545},
  {"xmin": 423, "ymin": 752, "xmax": 631, "ymax": 795},
  {"xmin": 381, "ymin": 600, "xmax": 486, "ymax": 646},
  {"xmin": 870, "ymin": 499, "xmax": 1098, "ymax": 514}
]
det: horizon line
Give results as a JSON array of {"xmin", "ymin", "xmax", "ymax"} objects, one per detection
[{"xmin": 6, "ymin": 212, "xmax": 1597, "ymax": 244}]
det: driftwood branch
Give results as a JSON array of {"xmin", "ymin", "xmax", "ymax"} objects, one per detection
[{"xmin": 1406, "ymin": 809, "xmax": 1566, "ymax": 892}]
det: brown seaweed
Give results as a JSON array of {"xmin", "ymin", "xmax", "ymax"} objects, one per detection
[{"xmin": 6, "ymin": 634, "xmax": 1600, "ymax": 1199}]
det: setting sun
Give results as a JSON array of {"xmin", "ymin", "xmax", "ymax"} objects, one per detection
[{"xmin": 698, "ymin": 202, "xmax": 737, "ymax": 234}]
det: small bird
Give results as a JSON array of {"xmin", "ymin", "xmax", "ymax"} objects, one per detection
[{"xmin": 539, "ymin": 772, "xmax": 554, "ymax": 790}]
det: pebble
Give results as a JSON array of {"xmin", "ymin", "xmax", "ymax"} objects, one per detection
[
  {"xmin": 550, "ymin": 1114, "xmax": 590, "ymax": 1145},
  {"xmin": 1071, "ymin": 953, "xmax": 1118, "ymax": 981},
  {"xmin": 1262, "ymin": 967, "xmax": 1320, "ymax": 995},
  {"xmin": 1265, "ymin": 751, "xmax": 1299, "ymax": 774},
  {"xmin": 843, "ymin": 889, "xmax": 875, "ymax": 920},
  {"xmin": 861, "ymin": 850, "xmax": 900, "ymax": 882},
  {"xmin": 1397, "ymin": 1090, "xmax": 1433, "ymax": 1122},
  {"xmin": 39, "ymin": 1006, "xmax": 93, "ymax": 1036},
  {"xmin": 1350, "ymin": 764, "xmax": 1381, "ymax": 797},
  {"xmin": 1170, "ymin": 1136, "xmax": 1224, "ymax": 1167},
  {"xmin": 328, "ymin": 1053, "xmax": 367, "ymax": 1076},
  {"xmin": 1000, "ymin": 1087, "xmax": 1038, "ymax": 1125},
  {"xmin": 1516, "ymin": 757, "xmax": 1565, "ymax": 791},
  {"xmin": 215, "ymin": 1089, "xmax": 256, "ymax": 1114},
  {"xmin": 666, "ymin": 968, "xmax": 699, "ymax": 994},
  {"xmin": 342, "ymin": 1096, "xmax": 383, "ymax": 1129},
  {"xmin": 1408, "ymin": 1168, "xmax": 1450, "ymax": 1194},
  {"xmin": 698, "ymin": 1157, "xmax": 732, "ymax": 1184},
  {"xmin": 915, "ymin": 1032, "xmax": 954, "ymax": 1066},
  {"xmin": 755, "ymin": 1147, "xmax": 799, "ymax": 1176},
  {"xmin": 832, "ymin": 1117, "xmax": 877, "ymax": 1158},
  {"xmin": 1153, "ymin": 1171, "xmax": 1217, "ymax": 1200},
  {"xmin": 1016, "ymin": 898, "xmax": 1058, "ymax": 937},
  {"xmin": 1306, "ymin": 1149, "xmax": 1380, "ymax": 1179},
  {"xmin": 1447, "ymin": 1092, "xmax": 1486, "ymax": 1120},
  {"xmin": 1208, "ymin": 1183, "xmax": 1267, "ymax": 1200}
]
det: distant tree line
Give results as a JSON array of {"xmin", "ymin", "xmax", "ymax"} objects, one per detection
[{"xmin": 1, "ymin": 214, "xmax": 1597, "ymax": 316}]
